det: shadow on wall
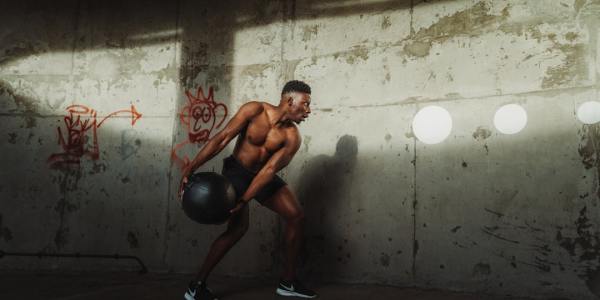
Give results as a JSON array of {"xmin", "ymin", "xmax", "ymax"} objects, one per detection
[
  {"xmin": 0, "ymin": 0, "xmax": 436, "ymax": 68},
  {"xmin": 296, "ymin": 135, "xmax": 358, "ymax": 280},
  {"xmin": 0, "ymin": 1, "xmax": 181, "ymax": 67}
]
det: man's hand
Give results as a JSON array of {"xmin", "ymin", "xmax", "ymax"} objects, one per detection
[
  {"xmin": 229, "ymin": 199, "xmax": 247, "ymax": 215},
  {"xmin": 178, "ymin": 169, "xmax": 192, "ymax": 200}
]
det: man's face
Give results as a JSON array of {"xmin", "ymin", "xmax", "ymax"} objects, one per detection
[{"xmin": 288, "ymin": 92, "xmax": 311, "ymax": 124}]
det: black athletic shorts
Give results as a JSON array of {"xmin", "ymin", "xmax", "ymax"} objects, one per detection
[{"xmin": 221, "ymin": 155, "xmax": 287, "ymax": 204}]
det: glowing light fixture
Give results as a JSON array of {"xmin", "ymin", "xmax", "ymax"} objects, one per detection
[
  {"xmin": 577, "ymin": 101, "xmax": 600, "ymax": 124},
  {"xmin": 412, "ymin": 106, "xmax": 453, "ymax": 144},
  {"xmin": 494, "ymin": 104, "xmax": 527, "ymax": 134}
]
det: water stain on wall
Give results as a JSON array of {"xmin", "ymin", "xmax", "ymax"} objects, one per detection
[
  {"xmin": 578, "ymin": 123, "xmax": 600, "ymax": 198},
  {"xmin": 473, "ymin": 126, "xmax": 492, "ymax": 154},
  {"xmin": 384, "ymin": 133, "xmax": 392, "ymax": 142},
  {"xmin": 89, "ymin": 162, "xmax": 107, "ymax": 175},
  {"xmin": 52, "ymin": 168, "xmax": 83, "ymax": 249},
  {"xmin": 7, "ymin": 133, "xmax": 17, "ymax": 144},
  {"xmin": 282, "ymin": 59, "xmax": 302, "ymax": 82},
  {"xmin": 54, "ymin": 227, "xmax": 69, "ymax": 249},
  {"xmin": 120, "ymin": 129, "xmax": 141, "ymax": 160},
  {"xmin": 381, "ymin": 15, "xmax": 392, "ymax": 30},
  {"xmin": 472, "ymin": 126, "xmax": 491, "ymax": 141},
  {"xmin": 127, "ymin": 231, "xmax": 140, "ymax": 249},
  {"xmin": 472, "ymin": 262, "xmax": 491, "ymax": 276},
  {"xmin": 0, "ymin": 214, "xmax": 14, "ymax": 242},
  {"xmin": 301, "ymin": 25, "xmax": 318, "ymax": 42},
  {"xmin": 380, "ymin": 252, "xmax": 390, "ymax": 267},
  {"xmin": 556, "ymin": 206, "xmax": 600, "ymax": 297},
  {"xmin": 302, "ymin": 135, "xmax": 312, "ymax": 153},
  {"xmin": 180, "ymin": 42, "xmax": 208, "ymax": 87}
]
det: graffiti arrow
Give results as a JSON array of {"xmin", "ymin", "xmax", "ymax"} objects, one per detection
[{"xmin": 97, "ymin": 105, "xmax": 142, "ymax": 128}]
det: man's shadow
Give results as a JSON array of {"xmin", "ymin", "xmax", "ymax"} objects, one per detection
[{"xmin": 296, "ymin": 135, "xmax": 358, "ymax": 282}]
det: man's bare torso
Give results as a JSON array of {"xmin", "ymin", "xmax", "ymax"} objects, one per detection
[{"xmin": 232, "ymin": 102, "xmax": 300, "ymax": 172}]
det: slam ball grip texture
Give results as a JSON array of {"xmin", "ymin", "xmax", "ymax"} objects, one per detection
[{"xmin": 182, "ymin": 172, "xmax": 237, "ymax": 224}]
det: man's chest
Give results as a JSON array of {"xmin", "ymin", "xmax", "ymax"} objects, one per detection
[{"xmin": 245, "ymin": 118, "xmax": 287, "ymax": 153}]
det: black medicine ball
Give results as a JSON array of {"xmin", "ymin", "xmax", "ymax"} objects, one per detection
[{"xmin": 181, "ymin": 172, "xmax": 237, "ymax": 224}]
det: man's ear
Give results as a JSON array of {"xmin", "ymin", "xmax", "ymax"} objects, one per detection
[{"xmin": 287, "ymin": 95, "xmax": 294, "ymax": 106}]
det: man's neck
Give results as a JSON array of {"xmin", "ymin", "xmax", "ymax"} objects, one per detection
[{"xmin": 271, "ymin": 105, "xmax": 292, "ymax": 127}]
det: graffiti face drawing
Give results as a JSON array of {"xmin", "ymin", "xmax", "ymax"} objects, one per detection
[
  {"xmin": 181, "ymin": 86, "xmax": 227, "ymax": 143},
  {"xmin": 171, "ymin": 86, "xmax": 229, "ymax": 170}
]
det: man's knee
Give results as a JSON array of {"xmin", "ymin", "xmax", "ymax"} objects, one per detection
[
  {"xmin": 239, "ymin": 220, "xmax": 250, "ymax": 235},
  {"xmin": 225, "ymin": 227, "xmax": 247, "ymax": 242},
  {"xmin": 288, "ymin": 209, "xmax": 305, "ymax": 223},
  {"xmin": 226, "ymin": 219, "xmax": 249, "ymax": 239}
]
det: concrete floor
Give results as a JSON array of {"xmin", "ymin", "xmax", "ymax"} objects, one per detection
[{"xmin": 0, "ymin": 271, "xmax": 533, "ymax": 300}]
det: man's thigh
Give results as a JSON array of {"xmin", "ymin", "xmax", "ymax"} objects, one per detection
[
  {"xmin": 261, "ymin": 185, "xmax": 303, "ymax": 219},
  {"xmin": 227, "ymin": 202, "xmax": 249, "ymax": 231}
]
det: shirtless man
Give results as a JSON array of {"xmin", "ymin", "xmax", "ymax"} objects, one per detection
[{"xmin": 180, "ymin": 80, "xmax": 317, "ymax": 299}]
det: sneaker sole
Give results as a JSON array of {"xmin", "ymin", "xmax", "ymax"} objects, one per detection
[
  {"xmin": 184, "ymin": 293, "xmax": 195, "ymax": 300},
  {"xmin": 276, "ymin": 288, "xmax": 317, "ymax": 298}
]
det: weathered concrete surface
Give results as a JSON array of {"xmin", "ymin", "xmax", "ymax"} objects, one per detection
[
  {"xmin": 2, "ymin": 0, "xmax": 600, "ymax": 299},
  {"xmin": 414, "ymin": 89, "xmax": 597, "ymax": 299},
  {"xmin": 285, "ymin": 105, "xmax": 415, "ymax": 284}
]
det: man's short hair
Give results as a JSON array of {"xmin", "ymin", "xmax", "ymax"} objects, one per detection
[{"xmin": 281, "ymin": 80, "xmax": 311, "ymax": 95}]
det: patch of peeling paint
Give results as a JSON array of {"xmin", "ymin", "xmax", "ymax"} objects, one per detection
[
  {"xmin": 333, "ymin": 45, "xmax": 369, "ymax": 65},
  {"xmin": 541, "ymin": 43, "xmax": 587, "ymax": 89},
  {"xmin": 403, "ymin": 2, "xmax": 510, "ymax": 58}
]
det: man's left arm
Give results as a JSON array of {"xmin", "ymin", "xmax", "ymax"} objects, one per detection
[{"xmin": 230, "ymin": 129, "xmax": 301, "ymax": 213}]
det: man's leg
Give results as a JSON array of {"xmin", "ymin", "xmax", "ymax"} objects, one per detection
[
  {"xmin": 195, "ymin": 203, "xmax": 250, "ymax": 283},
  {"xmin": 262, "ymin": 186, "xmax": 305, "ymax": 281}
]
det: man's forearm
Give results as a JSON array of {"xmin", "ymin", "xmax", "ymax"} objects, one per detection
[
  {"xmin": 186, "ymin": 134, "xmax": 225, "ymax": 174},
  {"xmin": 241, "ymin": 168, "xmax": 276, "ymax": 202}
]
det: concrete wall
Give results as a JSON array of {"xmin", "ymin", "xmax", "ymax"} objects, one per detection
[{"xmin": 1, "ymin": 0, "xmax": 600, "ymax": 299}]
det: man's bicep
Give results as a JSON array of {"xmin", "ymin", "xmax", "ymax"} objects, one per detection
[{"xmin": 268, "ymin": 134, "xmax": 301, "ymax": 171}]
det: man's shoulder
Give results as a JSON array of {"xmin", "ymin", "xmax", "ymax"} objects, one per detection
[
  {"xmin": 239, "ymin": 101, "xmax": 265, "ymax": 116},
  {"xmin": 284, "ymin": 123, "xmax": 300, "ymax": 140},
  {"xmin": 241, "ymin": 100, "xmax": 265, "ymax": 109}
]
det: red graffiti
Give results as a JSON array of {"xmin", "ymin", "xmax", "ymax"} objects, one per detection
[
  {"xmin": 48, "ymin": 104, "xmax": 142, "ymax": 168},
  {"xmin": 171, "ymin": 86, "xmax": 228, "ymax": 170}
]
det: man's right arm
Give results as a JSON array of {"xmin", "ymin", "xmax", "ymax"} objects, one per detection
[{"xmin": 179, "ymin": 102, "xmax": 263, "ymax": 192}]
